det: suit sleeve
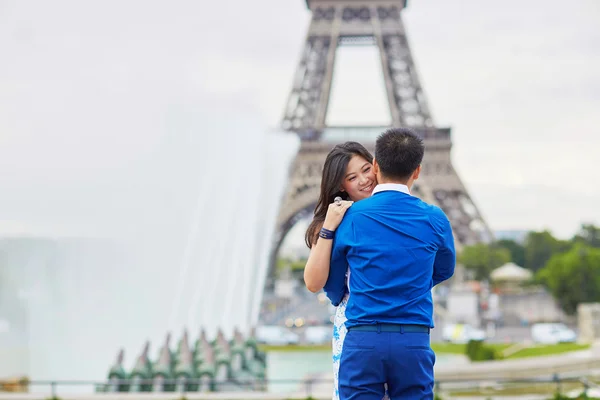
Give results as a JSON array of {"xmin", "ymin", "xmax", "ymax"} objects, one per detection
[
  {"xmin": 432, "ymin": 210, "xmax": 456, "ymax": 286},
  {"xmin": 323, "ymin": 219, "xmax": 351, "ymax": 306}
]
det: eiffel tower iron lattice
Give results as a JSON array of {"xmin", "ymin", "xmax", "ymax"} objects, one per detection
[{"xmin": 271, "ymin": 0, "xmax": 492, "ymax": 279}]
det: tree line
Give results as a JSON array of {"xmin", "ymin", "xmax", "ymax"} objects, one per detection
[{"xmin": 460, "ymin": 224, "xmax": 600, "ymax": 314}]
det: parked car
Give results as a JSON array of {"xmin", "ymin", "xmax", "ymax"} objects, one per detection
[
  {"xmin": 531, "ymin": 323, "xmax": 576, "ymax": 344},
  {"xmin": 255, "ymin": 325, "xmax": 300, "ymax": 345},
  {"xmin": 442, "ymin": 323, "xmax": 486, "ymax": 344}
]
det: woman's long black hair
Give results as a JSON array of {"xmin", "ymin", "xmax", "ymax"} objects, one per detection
[{"xmin": 304, "ymin": 141, "xmax": 373, "ymax": 248}]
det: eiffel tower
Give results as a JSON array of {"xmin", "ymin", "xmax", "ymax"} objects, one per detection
[{"xmin": 272, "ymin": 0, "xmax": 492, "ymax": 275}]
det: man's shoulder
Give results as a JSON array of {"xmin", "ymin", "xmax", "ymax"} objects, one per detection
[
  {"xmin": 347, "ymin": 194, "xmax": 380, "ymax": 211},
  {"xmin": 352, "ymin": 193, "xmax": 449, "ymax": 222},
  {"xmin": 413, "ymin": 200, "xmax": 450, "ymax": 224},
  {"xmin": 343, "ymin": 194, "xmax": 389, "ymax": 219},
  {"xmin": 421, "ymin": 202, "xmax": 452, "ymax": 235},
  {"xmin": 348, "ymin": 192, "xmax": 437, "ymax": 209},
  {"xmin": 421, "ymin": 201, "xmax": 448, "ymax": 219}
]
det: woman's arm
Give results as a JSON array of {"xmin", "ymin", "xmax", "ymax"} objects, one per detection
[
  {"xmin": 304, "ymin": 200, "xmax": 353, "ymax": 293},
  {"xmin": 304, "ymin": 231, "xmax": 334, "ymax": 293}
]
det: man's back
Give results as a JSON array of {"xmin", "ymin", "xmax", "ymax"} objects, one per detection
[
  {"xmin": 327, "ymin": 128, "xmax": 456, "ymax": 400},
  {"xmin": 325, "ymin": 187, "xmax": 455, "ymax": 329}
]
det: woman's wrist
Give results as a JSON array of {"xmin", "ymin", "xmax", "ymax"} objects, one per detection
[{"xmin": 322, "ymin": 222, "xmax": 336, "ymax": 231}]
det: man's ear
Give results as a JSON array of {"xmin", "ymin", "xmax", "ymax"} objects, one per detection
[
  {"xmin": 412, "ymin": 165, "xmax": 421, "ymax": 180},
  {"xmin": 373, "ymin": 159, "xmax": 380, "ymax": 175}
]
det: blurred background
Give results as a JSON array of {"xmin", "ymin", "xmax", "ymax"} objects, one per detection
[{"xmin": 0, "ymin": 0, "xmax": 599, "ymax": 398}]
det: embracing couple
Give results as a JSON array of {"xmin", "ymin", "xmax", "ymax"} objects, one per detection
[{"xmin": 304, "ymin": 128, "xmax": 456, "ymax": 400}]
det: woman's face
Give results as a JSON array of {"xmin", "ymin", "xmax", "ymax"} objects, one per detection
[{"xmin": 340, "ymin": 155, "xmax": 376, "ymax": 201}]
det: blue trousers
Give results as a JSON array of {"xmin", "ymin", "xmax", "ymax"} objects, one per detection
[{"xmin": 338, "ymin": 329, "xmax": 435, "ymax": 400}]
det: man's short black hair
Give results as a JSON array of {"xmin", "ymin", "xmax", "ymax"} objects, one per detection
[{"xmin": 375, "ymin": 127, "xmax": 424, "ymax": 181}]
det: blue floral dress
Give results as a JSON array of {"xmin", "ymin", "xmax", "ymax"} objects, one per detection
[{"xmin": 332, "ymin": 293, "xmax": 389, "ymax": 400}]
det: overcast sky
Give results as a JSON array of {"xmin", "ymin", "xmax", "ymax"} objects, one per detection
[{"xmin": 0, "ymin": 0, "xmax": 599, "ymax": 243}]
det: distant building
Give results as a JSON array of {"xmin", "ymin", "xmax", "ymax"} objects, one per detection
[
  {"xmin": 491, "ymin": 262, "xmax": 533, "ymax": 287},
  {"xmin": 446, "ymin": 285, "xmax": 481, "ymax": 328},
  {"xmin": 578, "ymin": 303, "xmax": 600, "ymax": 343}
]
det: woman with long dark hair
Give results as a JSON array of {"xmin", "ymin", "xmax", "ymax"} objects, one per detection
[
  {"xmin": 303, "ymin": 142, "xmax": 388, "ymax": 400},
  {"xmin": 303, "ymin": 141, "xmax": 375, "ymax": 275}
]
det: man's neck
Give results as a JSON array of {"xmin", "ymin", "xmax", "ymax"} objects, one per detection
[{"xmin": 378, "ymin": 178, "xmax": 411, "ymax": 189}]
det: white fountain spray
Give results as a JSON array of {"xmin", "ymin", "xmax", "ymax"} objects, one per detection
[
  {"xmin": 0, "ymin": 0, "xmax": 301, "ymax": 384},
  {"xmin": 167, "ymin": 171, "xmax": 218, "ymax": 333}
]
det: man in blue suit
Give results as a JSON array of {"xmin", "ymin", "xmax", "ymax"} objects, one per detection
[{"xmin": 324, "ymin": 128, "xmax": 456, "ymax": 399}]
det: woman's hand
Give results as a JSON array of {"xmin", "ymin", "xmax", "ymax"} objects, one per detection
[{"xmin": 322, "ymin": 200, "xmax": 353, "ymax": 231}]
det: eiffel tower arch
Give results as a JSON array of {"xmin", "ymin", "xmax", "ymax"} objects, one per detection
[{"xmin": 270, "ymin": 0, "xmax": 492, "ymax": 281}]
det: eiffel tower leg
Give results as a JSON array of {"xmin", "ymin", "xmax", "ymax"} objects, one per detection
[
  {"xmin": 417, "ymin": 131, "xmax": 494, "ymax": 247},
  {"xmin": 432, "ymin": 181, "xmax": 494, "ymax": 248},
  {"xmin": 373, "ymin": 12, "xmax": 433, "ymax": 128},
  {"xmin": 266, "ymin": 142, "xmax": 329, "ymax": 288},
  {"xmin": 282, "ymin": 9, "xmax": 340, "ymax": 138},
  {"xmin": 370, "ymin": 6, "xmax": 402, "ymax": 127},
  {"xmin": 315, "ymin": 17, "xmax": 340, "ymax": 130}
]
